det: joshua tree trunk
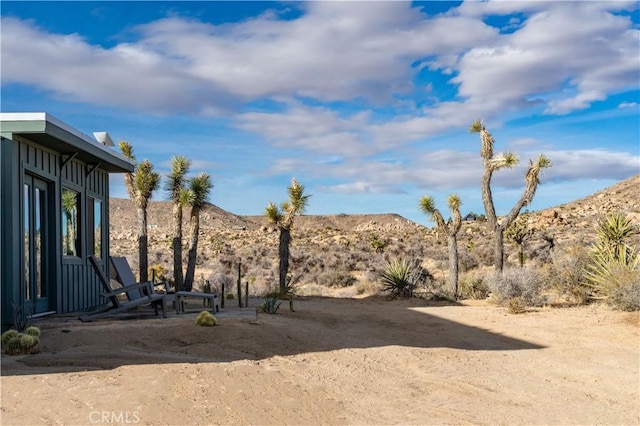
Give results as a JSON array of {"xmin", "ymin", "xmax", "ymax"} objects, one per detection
[
  {"xmin": 172, "ymin": 203, "xmax": 184, "ymax": 291},
  {"xmin": 448, "ymin": 234, "xmax": 459, "ymax": 298},
  {"xmin": 183, "ymin": 208, "xmax": 201, "ymax": 292},
  {"xmin": 279, "ymin": 228, "xmax": 291, "ymax": 295},
  {"xmin": 137, "ymin": 206, "xmax": 149, "ymax": 282},
  {"xmin": 494, "ymin": 228, "xmax": 505, "ymax": 273}
]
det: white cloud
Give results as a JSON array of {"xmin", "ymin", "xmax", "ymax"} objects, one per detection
[
  {"xmin": 2, "ymin": 1, "xmax": 636, "ymax": 121},
  {"xmin": 449, "ymin": 2, "xmax": 640, "ymax": 116},
  {"xmin": 618, "ymin": 102, "xmax": 639, "ymax": 109}
]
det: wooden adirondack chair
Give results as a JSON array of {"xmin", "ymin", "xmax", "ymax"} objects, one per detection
[
  {"xmin": 110, "ymin": 256, "xmax": 218, "ymax": 314},
  {"xmin": 80, "ymin": 255, "xmax": 168, "ymax": 322}
]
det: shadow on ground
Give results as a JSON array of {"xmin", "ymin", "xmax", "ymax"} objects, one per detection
[{"xmin": 2, "ymin": 296, "xmax": 544, "ymax": 376}]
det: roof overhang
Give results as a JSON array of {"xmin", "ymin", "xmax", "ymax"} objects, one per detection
[{"xmin": 0, "ymin": 112, "xmax": 134, "ymax": 173}]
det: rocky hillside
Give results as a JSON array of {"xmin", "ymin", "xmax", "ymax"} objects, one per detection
[{"xmin": 110, "ymin": 174, "xmax": 640, "ymax": 294}]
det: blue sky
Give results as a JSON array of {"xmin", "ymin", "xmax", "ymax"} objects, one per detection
[{"xmin": 2, "ymin": 1, "xmax": 639, "ymax": 225}]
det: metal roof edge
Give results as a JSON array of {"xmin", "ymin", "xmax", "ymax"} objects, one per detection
[{"xmin": 0, "ymin": 112, "xmax": 135, "ymax": 170}]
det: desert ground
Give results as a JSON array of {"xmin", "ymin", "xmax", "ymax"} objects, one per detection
[{"xmin": 1, "ymin": 296, "xmax": 638, "ymax": 425}]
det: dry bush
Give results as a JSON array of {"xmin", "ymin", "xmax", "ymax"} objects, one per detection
[
  {"xmin": 608, "ymin": 278, "xmax": 640, "ymax": 311},
  {"xmin": 507, "ymin": 297, "xmax": 527, "ymax": 314},
  {"xmin": 210, "ymin": 272, "xmax": 233, "ymax": 294},
  {"xmin": 355, "ymin": 279, "xmax": 383, "ymax": 296},
  {"xmin": 488, "ymin": 267, "xmax": 548, "ymax": 307},
  {"xmin": 458, "ymin": 272, "xmax": 490, "ymax": 300},
  {"xmin": 545, "ymin": 245, "xmax": 591, "ymax": 305},
  {"xmin": 315, "ymin": 270, "xmax": 357, "ymax": 287}
]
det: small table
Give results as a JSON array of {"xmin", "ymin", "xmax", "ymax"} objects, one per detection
[{"xmin": 165, "ymin": 292, "xmax": 219, "ymax": 314}]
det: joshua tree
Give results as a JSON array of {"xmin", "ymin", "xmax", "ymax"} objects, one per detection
[
  {"xmin": 505, "ymin": 213, "xmax": 534, "ymax": 267},
  {"xmin": 165, "ymin": 156, "xmax": 191, "ymax": 290},
  {"xmin": 183, "ymin": 173, "xmax": 213, "ymax": 292},
  {"xmin": 419, "ymin": 194, "xmax": 463, "ymax": 298},
  {"xmin": 265, "ymin": 178, "xmax": 311, "ymax": 295},
  {"xmin": 469, "ymin": 119, "xmax": 551, "ymax": 272},
  {"xmin": 118, "ymin": 141, "xmax": 161, "ymax": 282}
]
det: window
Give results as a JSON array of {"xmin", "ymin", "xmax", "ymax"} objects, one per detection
[
  {"xmin": 61, "ymin": 188, "xmax": 79, "ymax": 256},
  {"xmin": 87, "ymin": 197, "xmax": 102, "ymax": 257}
]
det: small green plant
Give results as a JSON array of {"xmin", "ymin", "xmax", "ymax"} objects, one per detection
[
  {"xmin": 195, "ymin": 311, "xmax": 217, "ymax": 327},
  {"xmin": 226, "ymin": 292, "xmax": 235, "ymax": 300},
  {"xmin": 24, "ymin": 326, "xmax": 41, "ymax": 337},
  {"xmin": 260, "ymin": 295, "xmax": 281, "ymax": 314},
  {"xmin": 4, "ymin": 337, "xmax": 23, "ymax": 355},
  {"xmin": 1, "ymin": 329, "xmax": 19, "ymax": 346},
  {"xmin": 3, "ymin": 328, "xmax": 41, "ymax": 355}
]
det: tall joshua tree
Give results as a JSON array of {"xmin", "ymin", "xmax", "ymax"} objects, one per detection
[
  {"xmin": 183, "ymin": 173, "xmax": 213, "ymax": 292},
  {"xmin": 469, "ymin": 119, "xmax": 551, "ymax": 272},
  {"xmin": 419, "ymin": 194, "xmax": 463, "ymax": 298},
  {"xmin": 165, "ymin": 156, "xmax": 191, "ymax": 291},
  {"xmin": 118, "ymin": 141, "xmax": 161, "ymax": 282},
  {"xmin": 265, "ymin": 178, "xmax": 311, "ymax": 295}
]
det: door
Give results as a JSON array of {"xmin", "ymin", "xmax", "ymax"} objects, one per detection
[{"xmin": 23, "ymin": 174, "xmax": 52, "ymax": 315}]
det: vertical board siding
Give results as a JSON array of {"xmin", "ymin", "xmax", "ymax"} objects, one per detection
[{"xmin": 19, "ymin": 138, "xmax": 111, "ymax": 314}]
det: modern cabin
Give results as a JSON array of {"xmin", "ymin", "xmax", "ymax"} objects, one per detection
[{"xmin": 0, "ymin": 113, "xmax": 134, "ymax": 329}]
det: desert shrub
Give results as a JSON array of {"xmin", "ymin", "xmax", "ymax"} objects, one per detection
[
  {"xmin": 488, "ymin": 267, "xmax": 547, "ymax": 307},
  {"xmin": 211, "ymin": 272, "xmax": 234, "ymax": 293},
  {"xmin": 355, "ymin": 280, "xmax": 382, "ymax": 295},
  {"xmin": 316, "ymin": 270, "xmax": 357, "ymax": 288},
  {"xmin": 507, "ymin": 297, "xmax": 527, "ymax": 314},
  {"xmin": 608, "ymin": 279, "xmax": 640, "ymax": 311},
  {"xmin": 458, "ymin": 250, "xmax": 479, "ymax": 273},
  {"xmin": 195, "ymin": 311, "xmax": 217, "ymax": 326},
  {"xmin": 546, "ymin": 246, "xmax": 592, "ymax": 305},
  {"xmin": 148, "ymin": 263, "xmax": 168, "ymax": 282},
  {"xmin": 225, "ymin": 292, "xmax": 235, "ymax": 300},
  {"xmin": 458, "ymin": 274, "xmax": 490, "ymax": 300},
  {"xmin": 368, "ymin": 233, "xmax": 388, "ymax": 253},
  {"xmin": 260, "ymin": 295, "xmax": 281, "ymax": 314}
]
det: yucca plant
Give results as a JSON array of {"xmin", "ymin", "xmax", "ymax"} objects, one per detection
[
  {"xmin": 260, "ymin": 295, "xmax": 282, "ymax": 314},
  {"xmin": 381, "ymin": 259, "xmax": 420, "ymax": 298},
  {"xmin": 584, "ymin": 212, "xmax": 640, "ymax": 303}
]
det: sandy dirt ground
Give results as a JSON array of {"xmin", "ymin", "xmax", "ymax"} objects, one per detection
[{"xmin": 1, "ymin": 297, "xmax": 638, "ymax": 425}]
